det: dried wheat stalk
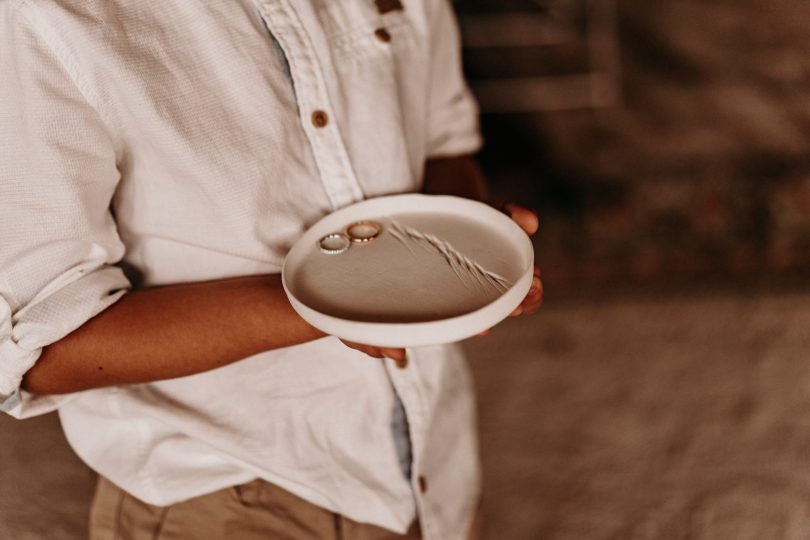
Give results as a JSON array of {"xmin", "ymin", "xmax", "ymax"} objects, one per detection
[{"xmin": 387, "ymin": 219, "xmax": 511, "ymax": 293}]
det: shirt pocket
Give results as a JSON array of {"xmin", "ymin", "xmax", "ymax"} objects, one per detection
[
  {"xmin": 312, "ymin": 1, "xmax": 431, "ymax": 195},
  {"xmin": 314, "ymin": 0, "xmax": 425, "ymax": 68}
]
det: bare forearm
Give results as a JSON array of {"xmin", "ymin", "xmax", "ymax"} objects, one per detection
[
  {"xmin": 22, "ymin": 275, "xmax": 324, "ymax": 395},
  {"xmin": 22, "ymin": 156, "xmax": 488, "ymax": 396},
  {"xmin": 422, "ymin": 155, "xmax": 488, "ymax": 201}
]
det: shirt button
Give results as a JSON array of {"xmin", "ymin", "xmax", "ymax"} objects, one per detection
[
  {"xmin": 374, "ymin": 28, "xmax": 391, "ymax": 43},
  {"xmin": 311, "ymin": 110, "xmax": 329, "ymax": 128},
  {"xmin": 417, "ymin": 475, "xmax": 428, "ymax": 494}
]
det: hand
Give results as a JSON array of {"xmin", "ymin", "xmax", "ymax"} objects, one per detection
[
  {"xmin": 510, "ymin": 265, "xmax": 543, "ymax": 317},
  {"xmin": 478, "ymin": 202, "xmax": 543, "ymax": 336},
  {"xmin": 502, "ymin": 202, "xmax": 539, "ymax": 236},
  {"xmin": 341, "ymin": 340, "xmax": 407, "ymax": 363}
]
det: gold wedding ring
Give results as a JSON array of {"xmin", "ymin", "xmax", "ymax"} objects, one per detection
[{"xmin": 345, "ymin": 220, "xmax": 381, "ymax": 243}]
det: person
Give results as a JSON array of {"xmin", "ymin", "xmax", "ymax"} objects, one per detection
[{"xmin": 0, "ymin": 0, "xmax": 543, "ymax": 538}]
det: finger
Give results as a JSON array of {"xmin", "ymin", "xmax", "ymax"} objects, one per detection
[
  {"xmin": 522, "ymin": 277, "xmax": 544, "ymax": 312},
  {"xmin": 522, "ymin": 295, "xmax": 543, "ymax": 314},
  {"xmin": 528, "ymin": 276, "xmax": 542, "ymax": 297},
  {"xmin": 477, "ymin": 328, "xmax": 492, "ymax": 337},
  {"xmin": 509, "ymin": 276, "xmax": 543, "ymax": 317},
  {"xmin": 519, "ymin": 304, "xmax": 541, "ymax": 318},
  {"xmin": 365, "ymin": 347, "xmax": 385, "ymax": 359},
  {"xmin": 525, "ymin": 280, "xmax": 543, "ymax": 302},
  {"xmin": 504, "ymin": 203, "xmax": 539, "ymax": 236},
  {"xmin": 341, "ymin": 340, "xmax": 385, "ymax": 359},
  {"xmin": 381, "ymin": 348, "xmax": 406, "ymax": 362}
]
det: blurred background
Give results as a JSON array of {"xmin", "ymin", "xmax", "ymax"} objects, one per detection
[
  {"xmin": 459, "ymin": 1, "xmax": 810, "ymax": 538},
  {"xmin": 2, "ymin": 0, "xmax": 810, "ymax": 538},
  {"xmin": 463, "ymin": 0, "xmax": 810, "ymax": 287}
]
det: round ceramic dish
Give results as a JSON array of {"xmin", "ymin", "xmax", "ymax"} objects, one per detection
[{"xmin": 282, "ymin": 194, "xmax": 534, "ymax": 347}]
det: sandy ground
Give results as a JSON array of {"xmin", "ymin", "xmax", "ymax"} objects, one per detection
[
  {"xmin": 2, "ymin": 287, "xmax": 809, "ymax": 539},
  {"xmin": 470, "ymin": 287, "xmax": 810, "ymax": 540}
]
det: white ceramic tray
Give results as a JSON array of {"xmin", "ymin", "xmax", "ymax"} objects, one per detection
[{"xmin": 282, "ymin": 194, "xmax": 534, "ymax": 347}]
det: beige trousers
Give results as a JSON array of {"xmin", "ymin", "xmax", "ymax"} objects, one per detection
[{"xmin": 89, "ymin": 476, "xmax": 438, "ymax": 540}]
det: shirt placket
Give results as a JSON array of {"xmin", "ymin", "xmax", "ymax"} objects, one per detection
[
  {"xmin": 385, "ymin": 355, "xmax": 443, "ymax": 540},
  {"xmin": 253, "ymin": 0, "xmax": 365, "ymax": 211},
  {"xmin": 251, "ymin": 2, "xmax": 444, "ymax": 537}
]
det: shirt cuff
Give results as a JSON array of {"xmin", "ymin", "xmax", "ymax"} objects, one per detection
[
  {"xmin": 0, "ymin": 387, "xmax": 21, "ymax": 413},
  {"xmin": 0, "ymin": 266, "xmax": 129, "ymax": 416},
  {"xmin": 0, "ymin": 300, "xmax": 41, "ymax": 403}
]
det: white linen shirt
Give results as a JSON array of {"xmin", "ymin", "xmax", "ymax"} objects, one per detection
[{"xmin": 0, "ymin": 0, "xmax": 483, "ymax": 538}]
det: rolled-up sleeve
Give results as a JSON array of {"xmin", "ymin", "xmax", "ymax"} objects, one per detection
[
  {"xmin": 424, "ymin": 0, "xmax": 483, "ymax": 158},
  {"xmin": 0, "ymin": 3, "xmax": 130, "ymax": 417}
]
